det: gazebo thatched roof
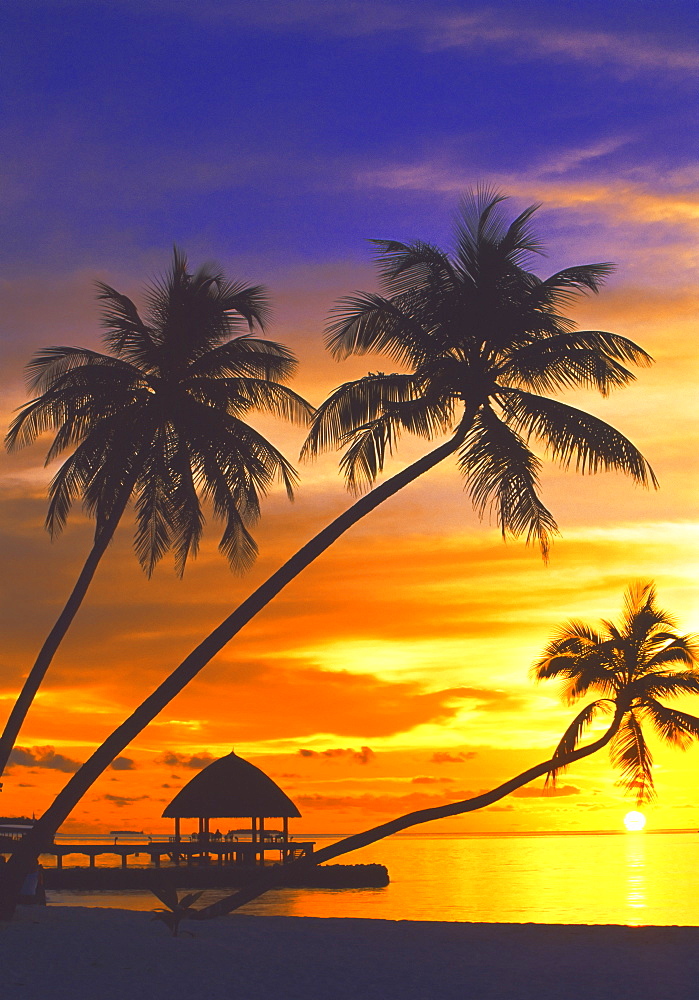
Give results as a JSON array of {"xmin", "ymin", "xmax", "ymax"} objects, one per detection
[{"xmin": 162, "ymin": 751, "xmax": 301, "ymax": 819}]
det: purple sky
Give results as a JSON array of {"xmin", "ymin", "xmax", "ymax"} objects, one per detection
[{"xmin": 1, "ymin": 0, "xmax": 696, "ymax": 278}]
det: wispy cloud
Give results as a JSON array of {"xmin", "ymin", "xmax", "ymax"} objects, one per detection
[
  {"xmin": 110, "ymin": 756, "xmax": 136, "ymax": 771},
  {"xmin": 159, "ymin": 1, "xmax": 699, "ymax": 77},
  {"xmin": 103, "ymin": 793, "xmax": 149, "ymax": 808},
  {"xmin": 356, "ymin": 164, "xmax": 699, "ymax": 230},
  {"xmin": 155, "ymin": 751, "xmax": 216, "ymax": 770},
  {"xmin": 29, "ymin": 1, "xmax": 697, "ymax": 78},
  {"xmin": 430, "ymin": 751, "xmax": 477, "ymax": 764},
  {"xmin": 425, "ymin": 12, "xmax": 699, "ymax": 76},
  {"xmin": 8, "ymin": 745, "xmax": 81, "ymax": 773},
  {"xmin": 298, "ymin": 745, "xmax": 375, "ymax": 764},
  {"xmin": 511, "ymin": 783, "xmax": 581, "ymax": 798}
]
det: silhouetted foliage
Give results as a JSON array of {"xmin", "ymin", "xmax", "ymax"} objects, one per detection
[
  {"xmin": 193, "ymin": 584, "xmax": 699, "ymax": 920},
  {"xmin": 150, "ymin": 884, "xmax": 203, "ymax": 937},
  {"xmin": 0, "ymin": 250, "xmax": 311, "ymax": 780},
  {"xmin": 533, "ymin": 582, "xmax": 699, "ymax": 803},
  {"xmin": 305, "ymin": 187, "xmax": 656, "ymax": 557}
]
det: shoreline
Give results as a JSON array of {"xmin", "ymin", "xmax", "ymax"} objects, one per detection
[{"xmin": 2, "ymin": 906, "xmax": 699, "ymax": 1000}]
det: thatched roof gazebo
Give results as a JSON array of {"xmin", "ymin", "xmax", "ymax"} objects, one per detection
[{"xmin": 162, "ymin": 751, "xmax": 301, "ymax": 855}]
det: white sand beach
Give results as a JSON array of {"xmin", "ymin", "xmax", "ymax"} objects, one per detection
[{"xmin": 2, "ymin": 905, "xmax": 699, "ymax": 1000}]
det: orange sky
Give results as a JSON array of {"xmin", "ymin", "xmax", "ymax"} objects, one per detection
[{"xmin": 1, "ymin": 174, "xmax": 698, "ymax": 838}]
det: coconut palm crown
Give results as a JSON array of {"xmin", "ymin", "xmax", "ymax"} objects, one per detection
[
  {"xmin": 0, "ymin": 250, "xmax": 312, "ymax": 783},
  {"xmin": 533, "ymin": 582, "xmax": 699, "ymax": 804},
  {"xmin": 7, "ymin": 248, "xmax": 313, "ymax": 574},
  {"xmin": 303, "ymin": 188, "xmax": 656, "ymax": 558}
]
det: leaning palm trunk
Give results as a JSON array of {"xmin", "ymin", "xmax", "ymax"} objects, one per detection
[
  {"xmin": 0, "ymin": 424, "xmax": 470, "ymax": 920},
  {"xmin": 191, "ymin": 701, "xmax": 626, "ymax": 920},
  {"xmin": 0, "ymin": 497, "xmax": 130, "ymax": 780}
]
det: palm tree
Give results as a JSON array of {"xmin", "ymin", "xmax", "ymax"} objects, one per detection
[
  {"xmin": 0, "ymin": 249, "xmax": 312, "ymax": 780},
  {"xmin": 532, "ymin": 581, "xmax": 699, "ymax": 804},
  {"xmin": 187, "ymin": 583, "xmax": 699, "ymax": 921},
  {"xmin": 0, "ymin": 191, "xmax": 658, "ymax": 917},
  {"xmin": 303, "ymin": 187, "xmax": 656, "ymax": 556}
]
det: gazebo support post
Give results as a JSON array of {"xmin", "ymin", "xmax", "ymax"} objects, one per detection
[
  {"xmin": 283, "ymin": 816, "xmax": 289, "ymax": 862},
  {"xmin": 259, "ymin": 816, "xmax": 265, "ymax": 866},
  {"xmin": 174, "ymin": 817, "xmax": 180, "ymax": 864}
]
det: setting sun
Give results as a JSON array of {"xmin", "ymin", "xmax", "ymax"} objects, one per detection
[{"xmin": 624, "ymin": 811, "xmax": 647, "ymax": 832}]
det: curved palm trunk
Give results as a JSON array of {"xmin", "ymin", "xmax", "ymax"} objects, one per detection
[
  {"xmin": 0, "ymin": 498, "xmax": 130, "ymax": 781},
  {"xmin": 192, "ymin": 702, "xmax": 626, "ymax": 921},
  {"xmin": 0, "ymin": 426, "xmax": 470, "ymax": 920}
]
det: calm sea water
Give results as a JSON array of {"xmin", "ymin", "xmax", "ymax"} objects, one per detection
[{"xmin": 44, "ymin": 831, "xmax": 699, "ymax": 925}]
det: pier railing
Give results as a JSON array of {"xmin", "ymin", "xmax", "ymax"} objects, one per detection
[{"xmin": 1, "ymin": 832, "xmax": 315, "ymax": 869}]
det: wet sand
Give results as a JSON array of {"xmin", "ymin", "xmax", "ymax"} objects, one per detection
[{"xmin": 2, "ymin": 905, "xmax": 698, "ymax": 999}]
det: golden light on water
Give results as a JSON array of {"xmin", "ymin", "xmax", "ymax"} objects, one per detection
[{"xmin": 623, "ymin": 811, "xmax": 647, "ymax": 832}]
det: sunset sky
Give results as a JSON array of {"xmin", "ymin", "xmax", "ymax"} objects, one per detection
[{"xmin": 0, "ymin": 0, "xmax": 697, "ymax": 838}]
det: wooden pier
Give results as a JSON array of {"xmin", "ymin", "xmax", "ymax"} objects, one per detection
[{"xmin": 1, "ymin": 833, "xmax": 315, "ymax": 869}]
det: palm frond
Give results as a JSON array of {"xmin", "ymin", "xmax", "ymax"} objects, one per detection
[
  {"xmin": 45, "ymin": 439, "xmax": 103, "ymax": 537},
  {"xmin": 133, "ymin": 442, "xmax": 177, "ymax": 577},
  {"xmin": 498, "ymin": 389, "xmax": 657, "ymax": 487},
  {"xmin": 545, "ymin": 699, "xmax": 611, "ymax": 787},
  {"xmin": 455, "ymin": 190, "xmax": 545, "ymax": 282},
  {"xmin": 215, "ymin": 280, "xmax": 270, "ymax": 333},
  {"xmin": 324, "ymin": 291, "xmax": 434, "ymax": 366},
  {"xmin": 646, "ymin": 636, "xmax": 699, "ymax": 670},
  {"xmin": 458, "ymin": 405, "xmax": 558, "ymax": 558},
  {"xmin": 186, "ymin": 336, "xmax": 298, "ymax": 383},
  {"xmin": 301, "ymin": 374, "xmax": 418, "ymax": 459},
  {"xmin": 159, "ymin": 435, "xmax": 206, "ymax": 577},
  {"xmin": 144, "ymin": 250, "xmax": 270, "ymax": 363},
  {"xmin": 621, "ymin": 581, "xmax": 678, "ymax": 638},
  {"xmin": 456, "ymin": 187, "xmax": 511, "ymax": 254},
  {"xmin": 23, "ymin": 346, "xmax": 143, "ymax": 395},
  {"xmin": 337, "ymin": 415, "xmax": 399, "ymax": 493},
  {"xmin": 527, "ymin": 265, "xmax": 616, "ymax": 309},
  {"xmin": 636, "ymin": 671, "xmax": 699, "ymax": 701},
  {"xmin": 532, "ymin": 621, "xmax": 607, "ymax": 677},
  {"xmin": 499, "ymin": 203, "xmax": 547, "ymax": 266},
  {"xmin": 559, "ymin": 668, "xmax": 619, "ymax": 705},
  {"xmin": 7, "ymin": 361, "xmax": 145, "ymax": 455},
  {"xmin": 193, "ymin": 446, "xmax": 262, "ymax": 573},
  {"xmin": 369, "ymin": 239, "xmax": 458, "ymax": 299},
  {"xmin": 532, "ymin": 628, "xmax": 618, "ymax": 704},
  {"xmin": 193, "ymin": 374, "xmax": 313, "ymax": 427},
  {"xmin": 95, "ymin": 282, "xmax": 155, "ymax": 361},
  {"xmin": 504, "ymin": 330, "xmax": 652, "ymax": 396},
  {"xmin": 641, "ymin": 699, "xmax": 699, "ymax": 750},
  {"xmin": 610, "ymin": 711, "xmax": 655, "ymax": 805}
]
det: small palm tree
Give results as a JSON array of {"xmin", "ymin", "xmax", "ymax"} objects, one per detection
[
  {"xmin": 189, "ymin": 584, "xmax": 699, "ymax": 921},
  {"xmin": 0, "ymin": 249, "xmax": 312, "ymax": 779},
  {"xmin": 532, "ymin": 582, "xmax": 699, "ymax": 804}
]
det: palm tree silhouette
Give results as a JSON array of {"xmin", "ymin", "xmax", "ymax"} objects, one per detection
[
  {"xmin": 533, "ymin": 581, "xmax": 699, "ymax": 804},
  {"xmin": 0, "ymin": 249, "xmax": 312, "ymax": 779},
  {"xmin": 190, "ymin": 583, "xmax": 699, "ymax": 921},
  {"xmin": 0, "ymin": 192, "xmax": 660, "ymax": 917},
  {"xmin": 303, "ymin": 187, "xmax": 655, "ymax": 555}
]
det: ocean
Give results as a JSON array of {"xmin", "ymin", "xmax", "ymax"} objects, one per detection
[{"xmin": 43, "ymin": 830, "xmax": 699, "ymax": 925}]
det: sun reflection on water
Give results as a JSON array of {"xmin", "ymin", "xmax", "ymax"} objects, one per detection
[{"xmin": 625, "ymin": 833, "xmax": 647, "ymax": 922}]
